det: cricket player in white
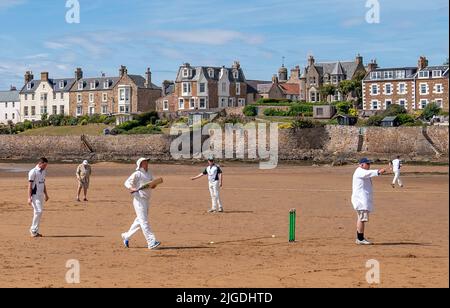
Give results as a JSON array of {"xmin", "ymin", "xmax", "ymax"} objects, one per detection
[
  {"xmin": 389, "ymin": 156, "xmax": 403, "ymax": 188},
  {"xmin": 352, "ymin": 158, "xmax": 386, "ymax": 245},
  {"xmin": 121, "ymin": 158, "xmax": 161, "ymax": 250},
  {"xmin": 28, "ymin": 157, "xmax": 50, "ymax": 238},
  {"xmin": 191, "ymin": 157, "xmax": 224, "ymax": 213}
]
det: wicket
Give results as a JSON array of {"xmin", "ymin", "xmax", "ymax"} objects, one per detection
[{"xmin": 289, "ymin": 209, "xmax": 296, "ymax": 243}]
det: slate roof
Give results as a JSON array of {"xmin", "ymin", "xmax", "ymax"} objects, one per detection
[
  {"xmin": 0, "ymin": 90, "xmax": 20, "ymax": 102},
  {"xmin": 20, "ymin": 78, "xmax": 76, "ymax": 94},
  {"xmin": 175, "ymin": 65, "xmax": 246, "ymax": 83},
  {"xmin": 246, "ymin": 80, "xmax": 271, "ymax": 94},
  {"xmin": 314, "ymin": 61, "xmax": 360, "ymax": 79}
]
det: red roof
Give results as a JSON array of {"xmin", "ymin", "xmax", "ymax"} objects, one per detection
[{"xmin": 279, "ymin": 83, "xmax": 300, "ymax": 95}]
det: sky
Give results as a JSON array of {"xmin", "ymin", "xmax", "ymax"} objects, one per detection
[{"xmin": 0, "ymin": 0, "xmax": 448, "ymax": 89}]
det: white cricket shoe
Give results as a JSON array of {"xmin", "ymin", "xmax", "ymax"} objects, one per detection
[
  {"xmin": 149, "ymin": 241, "xmax": 161, "ymax": 250},
  {"xmin": 356, "ymin": 239, "xmax": 373, "ymax": 245},
  {"xmin": 208, "ymin": 209, "xmax": 217, "ymax": 213}
]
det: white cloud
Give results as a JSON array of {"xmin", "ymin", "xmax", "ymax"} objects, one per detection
[
  {"xmin": 152, "ymin": 30, "xmax": 264, "ymax": 46},
  {"xmin": 0, "ymin": 0, "xmax": 26, "ymax": 10}
]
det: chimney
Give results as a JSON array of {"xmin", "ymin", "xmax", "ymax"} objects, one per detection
[
  {"xmin": 232, "ymin": 61, "xmax": 241, "ymax": 69},
  {"xmin": 367, "ymin": 60, "xmax": 378, "ymax": 72},
  {"xmin": 24, "ymin": 71, "xmax": 34, "ymax": 84},
  {"xmin": 272, "ymin": 74, "xmax": 279, "ymax": 84},
  {"xmin": 75, "ymin": 68, "xmax": 83, "ymax": 80},
  {"xmin": 418, "ymin": 56, "xmax": 428, "ymax": 70},
  {"xmin": 145, "ymin": 67, "xmax": 152, "ymax": 88},
  {"xmin": 290, "ymin": 66, "xmax": 301, "ymax": 80},
  {"xmin": 356, "ymin": 53, "xmax": 363, "ymax": 65},
  {"xmin": 119, "ymin": 65, "xmax": 128, "ymax": 77},
  {"xmin": 41, "ymin": 72, "xmax": 49, "ymax": 82},
  {"xmin": 308, "ymin": 55, "xmax": 315, "ymax": 67}
]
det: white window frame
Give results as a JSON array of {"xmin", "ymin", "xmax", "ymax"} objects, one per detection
[
  {"xmin": 101, "ymin": 105, "xmax": 108, "ymax": 114},
  {"xmin": 199, "ymin": 83, "xmax": 206, "ymax": 94},
  {"xmin": 432, "ymin": 70, "xmax": 442, "ymax": 78},
  {"xmin": 418, "ymin": 71, "xmax": 429, "ymax": 79},
  {"xmin": 104, "ymin": 81, "xmax": 109, "ymax": 89},
  {"xmin": 371, "ymin": 84, "xmax": 379, "ymax": 95},
  {"xmin": 398, "ymin": 99, "xmax": 407, "ymax": 108},
  {"xmin": 385, "ymin": 99, "xmax": 393, "ymax": 109},
  {"xmin": 371, "ymin": 100, "xmax": 379, "ymax": 110},
  {"xmin": 233, "ymin": 70, "xmax": 239, "ymax": 79},
  {"xmin": 398, "ymin": 83, "xmax": 407, "ymax": 94},
  {"xmin": 384, "ymin": 71, "xmax": 393, "ymax": 79},
  {"xmin": 27, "ymin": 83, "xmax": 32, "ymax": 90},
  {"xmin": 395, "ymin": 70, "xmax": 405, "ymax": 79},
  {"xmin": 238, "ymin": 98, "xmax": 246, "ymax": 106},
  {"xmin": 435, "ymin": 99, "xmax": 443, "ymax": 108},
  {"xmin": 52, "ymin": 105, "xmax": 57, "ymax": 115},
  {"xmin": 163, "ymin": 100, "xmax": 169, "ymax": 111},
  {"xmin": 236, "ymin": 83, "xmax": 241, "ymax": 95},
  {"xmin": 434, "ymin": 84, "xmax": 443, "ymax": 94},
  {"xmin": 183, "ymin": 69, "xmax": 189, "ymax": 78},
  {"xmin": 419, "ymin": 83, "xmax": 429, "ymax": 95},
  {"xmin": 89, "ymin": 93, "xmax": 94, "ymax": 103},
  {"xmin": 420, "ymin": 99, "xmax": 429, "ymax": 109},
  {"xmin": 384, "ymin": 83, "xmax": 393, "ymax": 95},
  {"xmin": 208, "ymin": 70, "xmax": 214, "ymax": 78},
  {"xmin": 90, "ymin": 82, "xmax": 96, "ymax": 90},
  {"xmin": 60, "ymin": 105, "xmax": 65, "ymax": 115},
  {"xmin": 189, "ymin": 98, "xmax": 195, "ymax": 110},
  {"xmin": 182, "ymin": 82, "xmax": 191, "ymax": 96},
  {"xmin": 199, "ymin": 98, "xmax": 207, "ymax": 109},
  {"xmin": 102, "ymin": 93, "xmax": 108, "ymax": 102},
  {"xmin": 78, "ymin": 82, "xmax": 84, "ymax": 90},
  {"xmin": 178, "ymin": 99, "xmax": 185, "ymax": 110},
  {"xmin": 60, "ymin": 92, "xmax": 64, "ymax": 99},
  {"xmin": 77, "ymin": 94, "xmax": 82, "ymax": 103}
]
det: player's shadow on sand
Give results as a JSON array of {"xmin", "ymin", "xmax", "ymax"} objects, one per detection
[
  {"xmin": 222, "ymin": 211, "xmax": 254, "ymax": 214},
  {"xmin": 44, "ymin": 235, "xmax": 105, "ymax": 238},
  {"xmin": 374, "ymin": 242, "xmax": 432, "ymax": 246},
  {"xmin": 133, "ymin": 246, "xmax": 214, "ymax": 251}
]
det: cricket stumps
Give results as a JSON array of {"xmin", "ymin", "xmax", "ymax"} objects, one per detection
[{"xmin": 289, "ymin": 209, "xmax": 297, "ymax": 243}]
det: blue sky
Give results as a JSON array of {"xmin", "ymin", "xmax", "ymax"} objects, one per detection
[{"xmin": 0, "ymin": 0, "xmax": 448, "ymax": 89}]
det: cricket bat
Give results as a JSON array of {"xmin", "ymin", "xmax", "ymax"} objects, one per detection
[{"xmin": 135, "ymin": 178, "xmax": 164, "ymax": 192}]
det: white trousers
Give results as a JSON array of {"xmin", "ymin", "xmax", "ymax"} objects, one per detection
[
  {"xmin": 30, "ymin": 196, "xmax": 44, "ymax": 234},
  {"xmin": 208, "ymin": 181, "xmax": 223, "ymax": 210},
  {"xmin": 392, "ymin": 171, "xmax": 403, "ymax": 186},
  {"xmin": 123, "ymin": 197, "xmax": 156, "ymax": 247}
]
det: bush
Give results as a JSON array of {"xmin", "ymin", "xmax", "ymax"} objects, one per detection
[
  {"xmin": 348, "ymin": 108, "xmax": 358, "ymax": 117},
  {"xmin": 334, "ymin": 101, "xmax": 352, "ymax": 115},
  {"xmin": 125, "ymin": 126, "xmax": 162, "ymax": 135},
  {"xmin": 402, "ymin": 122, "xmax": 423, "ymax": 127},
  {"xmin": 366, "ymin": 115, "xmax": 383, "ymax": 126},
  {"xmin": 116, "ymin": 120, "xmax": 140, "ymax": 131},
  {"xmin": 255, "ymin": 98, "xmax": 292, "ymax": 105},
  {"xmin": 383, "ymin": 104, "xmax": 407, "ymax": 117},
  {"xmin": 291, "ymin": 119, "xmax": 315, "ymax": 129},
  {"xmin": 48, "ymin": 114, "xmax": 65, "ymax": 126},
  {"xmin": 264, "ymin": 108, "xmax": 288, "ymax": 116},
  {"xmin": 243, "ymin": 105, "xmax": 258, "ymax": 117},
  {"xmin": 67, "ymin": 117, "xmax": 79, "ymax": 126},
  {"xmin": 103, "ymin": 116, "xmax": 116, "ymax": 125},
  {"xmin": 79, "ymin": 119, "xmax": 88, "ymax": 126},
  {"xmin": 287, "ymin": 104, "xmax": 314, "ymax": 116},
  {"xmin": 422, "ymin": 103, "xmax": 442, "ymax": 121},
  {"xmin": 278, "ymin": 123, "xmax": 293, "ymax": 129},
  {"xmin": 397, "ymin": 114, "xmax": 416, "ymax": 126},
  {"xmin": 136, "ymin": 111, "xmax": 159, "ymax": 126}
]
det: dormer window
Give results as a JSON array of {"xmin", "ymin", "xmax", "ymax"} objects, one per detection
[
  {"xmin": 383, "ymin": 71, "xmax": 393, "ymax": 79},
  {"xmin": 59, "ymin": 81, "xmax": 65, "ymax": 89},
  {"xmin": 90, "ymin": 81, "xmax": 96, "ymax": 90},
  {"xmin": 104, "ymin": 80, "xmax": 109, "ymax": 89},
  {"xmin": 78, "ymin": 81, "xmax": 84, "ymax": 90},
  {"xmin": 233, "ymin": 70, "xmax": 239, "ymax": 79},
  {"xmin": 432, "ymin": 70, "xmax": 442, "ymax": 78},
  {"xmin": 183, "ymin": 69, "xmax": 189, "ymax": 78},
  {"xmin": 26, "ymin": 83, "xmax": 32, "ymax": 90},
  {"xmin": 418, "ymin": 71, "xmax": 429, "ymax": 78},
  {"xmin": 208, "ymin": 69, "xmax": 214, "ymax": 78}
]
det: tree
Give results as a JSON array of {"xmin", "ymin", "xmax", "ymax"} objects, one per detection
[
  {"xmin": 352, "ymin": 71, "xmax": 366, "ymax": 108},
  {"xmin": 319, "ymin": 84, "xmax": 336, "ymax": 103},
  {"xmin": 444, "ymin": 58, "xmax": 449, "ymax": 66},
  {"xmin": 338, "ymin": 80, "xmax": 355, "ymax": 101},
  {"xmin": 383, "ymin": 104, "xmax": 407, "ymax": 117},
  {"xmin": 422, "ymin": 102, "xmax": 442, "ymax": 121}
]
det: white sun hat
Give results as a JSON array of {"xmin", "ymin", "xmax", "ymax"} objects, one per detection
[
  {"xmin": 82, "ymin": 160, "xmax": 89, "ymax": 165},
  {"xmin": 136, "ymin": 157, "xmax": 150, "ymax": 171}
]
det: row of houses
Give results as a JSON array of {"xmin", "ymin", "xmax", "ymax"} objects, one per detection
[{"xmin": 0, "ymin": 56, "xmax": 448, "ymax": 124}]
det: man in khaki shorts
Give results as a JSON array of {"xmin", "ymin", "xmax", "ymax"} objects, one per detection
[
  {"xmin": 351, "ymin": 158, "xmax": 386, "ymax": 245},
  {"xmin": 76, "ymin": 160, "xmax": 91, "ymax": 202}
]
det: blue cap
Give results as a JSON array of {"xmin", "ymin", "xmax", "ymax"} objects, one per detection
[{"xmin": 359, "ymin": 158, "xmax": 373, "ymax": 164}]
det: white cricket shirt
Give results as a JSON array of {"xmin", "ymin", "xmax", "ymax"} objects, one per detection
[{"xmin": 351, "ymin": 167, "xmax": 379, "ymax": 212}]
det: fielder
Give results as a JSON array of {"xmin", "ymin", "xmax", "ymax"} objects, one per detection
[
  {"xmin": 389, "ymin": 155, "xmax": 404, "ymax": 188},
  {"xmin": 76, "ymin": 160, "xmax": 92, "ymax": 202},
  {"xmin": 121, "ymin": 158, "xmax": 161, "ymax": 250},
  {"xmin": 351, "ymin": 158, "xmax": 386, "ymax": 245},
  {"xmin": 28, "ymin": 157, "xmax": 50, "ymax": 238},
  {"xmin": 191, "ymin": 157, "xmax": 224, "ymax": 213}
]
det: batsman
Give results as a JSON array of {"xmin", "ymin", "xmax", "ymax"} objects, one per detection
[{"xmin": 121, "ymin": 158, "xmax": 163, "ymax": 250}]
